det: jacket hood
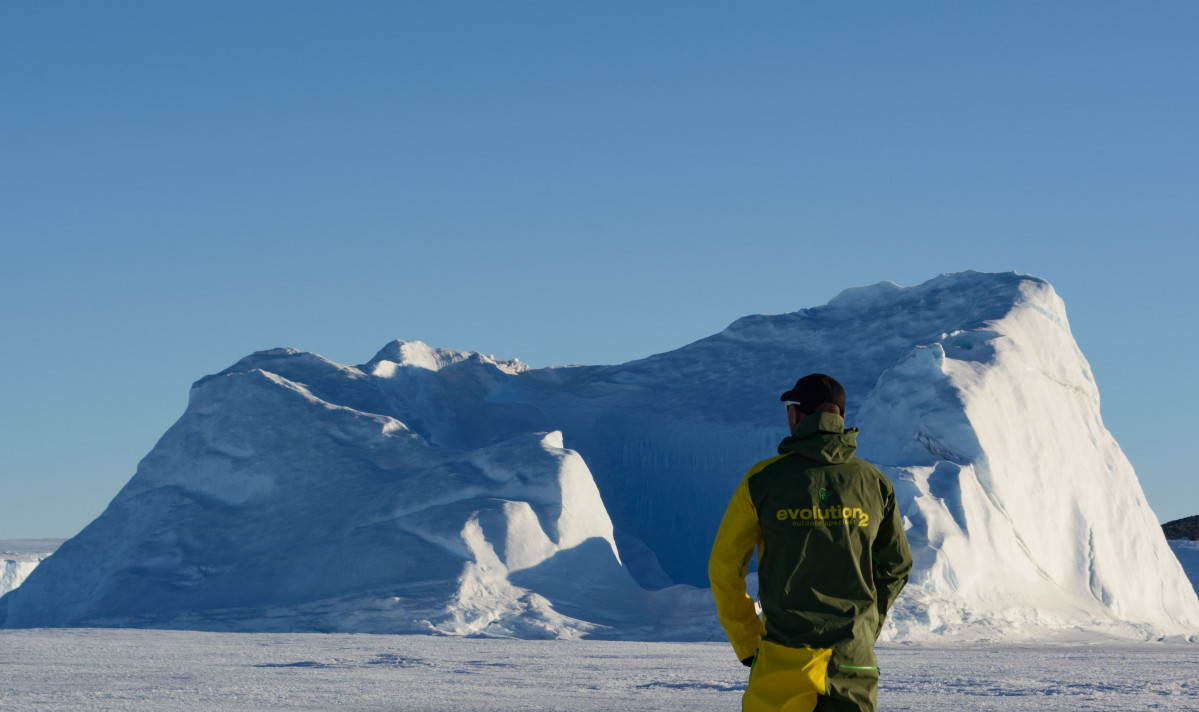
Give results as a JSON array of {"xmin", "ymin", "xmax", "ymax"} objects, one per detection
[{"xmin": 777, "ymin": 411, "xmax": 858, "ymax": 465}]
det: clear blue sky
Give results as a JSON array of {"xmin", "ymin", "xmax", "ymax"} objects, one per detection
[{"xmin": 3, "ymin": 2, "xmax": 1196, "ymax": 538}]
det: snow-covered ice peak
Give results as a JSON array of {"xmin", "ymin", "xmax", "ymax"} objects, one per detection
[
  {"xmin": 365, "ymin": 340, "xmax": 528, "ymax": 377},
  {"xmin": 826, "ymin": 279, "xmax": 906, "ymax": 308},
  {"xmin": 4, "ymin": 271, "xmax": 1195, "ymax": 641}
]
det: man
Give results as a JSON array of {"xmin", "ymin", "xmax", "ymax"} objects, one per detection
[{"xmin": 709, "ymin": 374, "xmax": 912, "ymax": 712}]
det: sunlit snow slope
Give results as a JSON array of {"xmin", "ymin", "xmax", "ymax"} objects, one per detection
[{"xmin": 4, "ymin": 272, "xmax": 1195, "ymax": 639}]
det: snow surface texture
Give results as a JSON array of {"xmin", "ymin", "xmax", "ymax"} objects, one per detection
[
  {"xmin": 1, "ymin": 629, "xmax": 1197, "ymax": 712},
  {"xmin": 4, "ymin": 272, "xmax": 1196, "ymax": 641}
]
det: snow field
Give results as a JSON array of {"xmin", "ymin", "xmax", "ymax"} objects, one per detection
[{"xmin": 1, "ymin": 629, "xmax": 1196, "ymax": 711}]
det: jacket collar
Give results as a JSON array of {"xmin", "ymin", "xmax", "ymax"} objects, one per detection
[{"xmin": 778, "ymin": 412, "xmax": 858, "ymax": 464}]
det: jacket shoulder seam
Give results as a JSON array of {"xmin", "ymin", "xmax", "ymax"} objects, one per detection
[{"xmin": 745, "ymin": 453, "xmax": 790, "ymax": 480}]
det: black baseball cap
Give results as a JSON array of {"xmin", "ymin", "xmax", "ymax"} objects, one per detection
[{"xmin": 780, "ymin": 373, "xmax": 846, "ymax": 415}]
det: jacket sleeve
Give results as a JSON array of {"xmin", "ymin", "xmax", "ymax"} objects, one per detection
[
  {"xmin": 870, "ymin": 484, "xmax": 913, "ymax": 638},
  {"xmin": 708, "ymin": 474, "xmax": 763, "ymax": 661}
]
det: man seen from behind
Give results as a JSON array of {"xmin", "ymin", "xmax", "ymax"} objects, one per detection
[{"xmin": 709, "ymin": 373, "xmax": 912, "ymax": 711}]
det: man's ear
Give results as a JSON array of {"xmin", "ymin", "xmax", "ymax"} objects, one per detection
[{"xmin": 787, "ymin": 405, "xmax": 804, "ymax": 431}]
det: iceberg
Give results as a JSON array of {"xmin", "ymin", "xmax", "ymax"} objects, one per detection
[{"xmin": 5, "ymin": 272, "xmax": 1195, "ymax": 640}]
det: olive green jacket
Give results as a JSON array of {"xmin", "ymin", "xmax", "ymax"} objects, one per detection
[{"xmin": 709, "ymin": 412, "xmax": 913, "ymax": 665}]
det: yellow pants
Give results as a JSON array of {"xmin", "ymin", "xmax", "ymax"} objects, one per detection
[{"xmin": 742, "ymin": 641, "xmax": 832, "ymax": 712}]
